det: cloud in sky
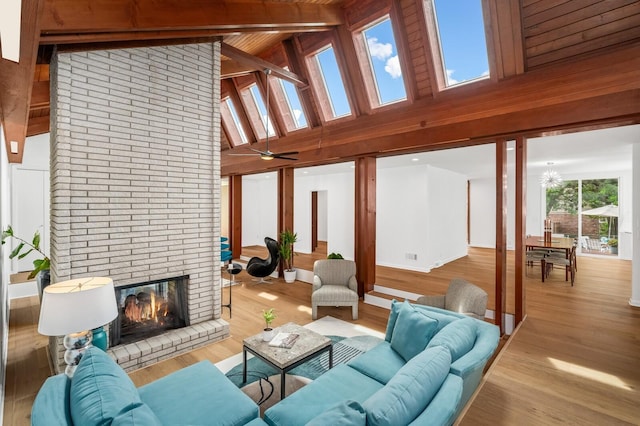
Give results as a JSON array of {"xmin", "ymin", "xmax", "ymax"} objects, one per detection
[
  {"xmin": 385, "ymin": 56, "xmax": 402, "ymax": 79},
  {"xmin": 293, "ymin": 109, "xmax": 302, "ymax": 120},
  {"xmin": 367, "ymin": 37, "xmax": 392, "ymax": 60},
  {"xmin": 446, "ymin": 69, "xmax": 459, "ymax": 85}
]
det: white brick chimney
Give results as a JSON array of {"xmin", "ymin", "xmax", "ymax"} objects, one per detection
[{"xmin": 48, "ymin": 41, "xmax": 228, "ymax": 372}]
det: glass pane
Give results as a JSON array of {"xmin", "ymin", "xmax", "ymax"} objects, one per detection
[
  {"xmin": 316, "ymin": 47, "xmax": 352, "ymax": 118},
  {"xmin": 280, "ymin": 79, "xmax": 308, "ymax": 129},
  {"xmin": 249, "ymin": 84, "xmax": 276, "ymax": 137},
  {"xmin": 433, "ymin": 0, "xmax": 490, "ymax": 86},
  {"xmin": 363, "ymin": 18, "xmax": 407, "ymax": 105},
  {"xmin": 546, "ymin": 180, "xmax": 579, "ymax": 238},
  {"xmin": 580, "ymin": 179, "xmax": 618, "ymax": 256},
  {"xmin": 222, "ymin": 98, "xmax": 248, "ymax": 145}
]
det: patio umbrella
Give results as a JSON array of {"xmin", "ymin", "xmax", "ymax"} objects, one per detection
[{"xmin": 581, "ymin": 204, "xmax": 618, "ymax": 238}]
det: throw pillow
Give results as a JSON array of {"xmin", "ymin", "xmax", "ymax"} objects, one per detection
[
  {"xmin": 70, "ymin": 347, "xmax": 142, "ymax": 426},
  {"xmin": 305, "ymin": 400, "xmax": 366, "ymax": 426},
  {"xmin": 427, "ymin": 317, "xmax": 478, "ymax": 362},
  {"xmin": 384, "ymin": 299, "xmax": 403, "ymax": 342},
  {"xmin": 362, "ymin": 346, "xmax": 452, "ymax": 426},
  {"xmin": 390, "ymin": 301, "xmax": 439, "ymax": 362}
]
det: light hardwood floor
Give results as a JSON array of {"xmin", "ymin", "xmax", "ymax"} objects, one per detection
[{"xmin": 4, "ymin": 247, "xmax": 639, "ymax": 425}]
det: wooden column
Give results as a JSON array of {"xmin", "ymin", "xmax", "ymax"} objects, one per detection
[
  {"xmin": 278, "ymin": 167, "xmax": 295, "ymax": 236},
  {"xmin": 495, "ymin": 139, "xmax": 508, "ymax": 334},
  {"xmin": 515, "ymin": 136, "xmax": 527, "ymax": 325},
  {"xmin": 230, "ymin": 175, "xmax": 242, "ymax": 259},
  {"xmin": 355, "ymin": 156, "xmax": 376, "ymax": 297}
]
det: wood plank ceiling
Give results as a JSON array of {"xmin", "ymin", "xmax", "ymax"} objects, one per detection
[{"xmin": 1, "ymin": 0, "xmax": 640, "ymax": 166}]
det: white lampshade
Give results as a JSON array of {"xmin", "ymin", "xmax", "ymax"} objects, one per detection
[{"xmin": 38, "ymin": 277, "xmax": 118, "ymax": 336}]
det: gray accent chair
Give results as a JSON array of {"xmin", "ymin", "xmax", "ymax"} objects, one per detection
[
  {"xmin": 416, "ymin": 278, "xmax": 487, "ymax": 320},
  {"xmin": 312, "ymin": 259, "xmax": 359, "ymax": 320}
]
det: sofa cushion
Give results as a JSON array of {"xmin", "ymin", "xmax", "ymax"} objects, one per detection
[
  {"xmin": 384, "ymin": 299, "xmax": 403, "ymax": 342},
  {"xmin": 264, "ymin": 364, "xmax": 383, "ymax": 425},
  {"xmin": 305, "ymin": 400, "xmax": 366, "ymax": 426},
  {"xmin": 362, "ymin": 346, "xmax": 451, "ymax": 426},
  {"xmin": 70, "ymin": 347, "xmax": 142, "ymax": 426},
  {"xmin": 111, "ymin": 403, "xmax": 162, "ymax": 425},
  {"xmin": 347, "ymin": 342, "xmax": 405, "ymax": 384},
  {"xmin": 427, "ymin": 317, "xmax": 478, "ymax": 362},
  {"xmin": 390, "ymin": 301, "xmax": 439, "ymax": 362},
  {"xmin": 139, "ymin": 360, "xmax": 259, "ymax": 426}
]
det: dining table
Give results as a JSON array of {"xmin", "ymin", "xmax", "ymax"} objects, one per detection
[{"xmin": 525, "ymin": 236, "xmax": 575, "ymax": 282}]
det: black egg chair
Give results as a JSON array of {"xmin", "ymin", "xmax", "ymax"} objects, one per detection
[{"xmin": 246, "ymin": 237, "xmax": 280, "ymax": 283}]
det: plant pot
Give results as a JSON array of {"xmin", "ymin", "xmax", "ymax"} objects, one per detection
[
  {"xmin": 262, "ymin": 328, "xmax": 275, "ymax": 342},
  {"xmin": 610, "ymin": 246, "xmax": 618, "ymax": 255},
  {"xmin": 283, "ymin": 269, "xmax": 297, "ymax": 283}
]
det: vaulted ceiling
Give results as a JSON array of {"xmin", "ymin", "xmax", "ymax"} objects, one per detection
[{"xmin": 1, "ymin": 0, "xmax": 640, "ymax": 170}]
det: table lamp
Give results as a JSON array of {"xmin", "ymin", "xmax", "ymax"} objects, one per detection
[{"xmin": 38, "ymin": 277, "xmax": 118, "ymax": 377}]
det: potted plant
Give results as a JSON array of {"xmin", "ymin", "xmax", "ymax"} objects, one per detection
[
  {"xmin": 279, "ymin": 229, "xmax": 298, "ymax": 283},
  {"xmin": 327, "ymin": 252, "xmax": 344, "ymax": 259},
  {"xmin": 262, "ymin": 308, "xmax": 277, "ymax": 341},
  {"xmin": 2, "ymin": 226, "xmax": 51, "ymax": 299},
  {"xmin": 608, "ymin": 238, "xmax": 618, "ymax": 254}
]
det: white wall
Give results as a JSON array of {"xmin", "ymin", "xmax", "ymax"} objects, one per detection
[
  {"xmin": 427, "ymin": 165, "xmax": 469, "ymax": 265},
  {"xmin": 469, "ymin": 178, "xmax": 496, "ymax": 248},
  {"xmin": 9, "ymin": 133, "xmax": 50, "ymax": 273},
  {"xmin": 377, "ymin": 164, "xmax": 467, "ymax": 272},
  {"xmin": 294, "ymin": 169, "xmax": 355, "ymax": 259},
  {"xmin": 241, "ymin": 172, "xmax": 278, "ymax": 247}
]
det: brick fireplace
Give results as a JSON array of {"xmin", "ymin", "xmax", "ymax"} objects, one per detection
[{"xmin": 48, "ymin": 41, "xmax": 228, "ymax": 372}]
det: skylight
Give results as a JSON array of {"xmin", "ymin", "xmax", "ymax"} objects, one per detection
[
  {"xmin": 279, "ymin": 78, "xmax": 308, "ymax": 130},
  {"xmin": 221, "ymin": 97, "xmax": 248, "ymax": 145},
  {"xmin": 362, "ymin": 17, "xmax": 407, "ymax": 106},
  {"xmin": 248, "ymin": 84, "xmax": 276, "ymax": 138},
  {"xmin": 432, "ymin": 0, "xmax": 490, "ymax": 87},
  {"xmin": 312, "ymin": 46, "xmax": 352, "ymax": 120}
]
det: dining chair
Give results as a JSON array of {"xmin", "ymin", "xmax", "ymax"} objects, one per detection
[{"xmin": 544, "ymin": 244, "xmax": 576, "ymax": 286}]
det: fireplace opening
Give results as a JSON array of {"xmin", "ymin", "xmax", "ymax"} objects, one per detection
[{"xmin": 111, "ymin": 276, "xmax": 189, "ymax": 347}]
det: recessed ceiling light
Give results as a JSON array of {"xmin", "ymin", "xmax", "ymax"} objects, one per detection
[
  {"xmin": 303, "ymin": 171, "xmax": 308, "ymax": 174},
  {"xmin": 506, "ymin": 147, "xmax": 514, "ymax": 151},
  {"xmin": 411, "ymin": 158, "xmax": 419, "ymax": 162}
]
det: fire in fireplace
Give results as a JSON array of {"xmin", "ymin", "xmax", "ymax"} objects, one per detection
[{"xmin": 111, "ymin": 276, "xmax": 189, "ymax": 347}]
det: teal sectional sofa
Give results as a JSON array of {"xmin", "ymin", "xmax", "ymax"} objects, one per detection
[
  {"xmin": 263, "ymin": 301, "xmax": 500, "ymax": 425},
  {"xmin": 32, "ymin": 301, "xmax": 499, "ymax": 426},
  {"xmin": 31, "ymin": 346, "xmax": 263, "ymax": 426}
]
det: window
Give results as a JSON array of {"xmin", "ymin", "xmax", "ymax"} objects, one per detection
[
  {"xmin": 279, "ymin": 79, "xmax": 308, "ymax": 130},
  {"xmin": 432, "ymin": 0, "xmax": 490, "ymax": 87},
  {"xmin": 238, "ymin": 83, "xmax": 276, "ymax": 141},
  {"xmin": 220, "ymin": 97, "xmax": 248, "ymax": 145},
  {"xmin": 308, "ymin": 46, "xmax": 352, "ymax": 120},
  {"xmin": 361, "ymin": 17, "xmax": 407, "ymax": 106}
]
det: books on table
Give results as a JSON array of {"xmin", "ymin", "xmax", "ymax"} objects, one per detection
[{"xmin": 268, "ymin": 332, "xmax": 300, "ymax": 349}]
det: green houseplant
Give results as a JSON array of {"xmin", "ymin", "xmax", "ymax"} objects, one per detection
[
  {"xmin": 1, "ymin": 225, "xmax": 50, "ymax": 279},
  {"xmin": 608, "ymin": 238, "xmax": 618, "ymax": 254},
  {"xmin": 279, "ymin": 230, "xmax": 298, "ymax": 283},
  {"xmin": 327, "ymin": 252, "xmax": 344, "ymax": 260},
  {"xmin": 262, "ymin": 308, "xmax": 277, "ymax": 341}
]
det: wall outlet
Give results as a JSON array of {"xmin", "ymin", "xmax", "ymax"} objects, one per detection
[{"xmin": 405, "ymin": 253, "xmax": 418, "ymax": 260}]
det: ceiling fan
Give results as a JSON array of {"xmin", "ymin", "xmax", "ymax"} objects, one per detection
[{"xmin": 229, "ymin": 69, "xmax": 299, "ymax": 161}]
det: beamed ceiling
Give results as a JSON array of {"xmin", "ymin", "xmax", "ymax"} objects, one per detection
[{"xmin": 1, "ymin": 0, "xmax": 640, "ymax": 170}]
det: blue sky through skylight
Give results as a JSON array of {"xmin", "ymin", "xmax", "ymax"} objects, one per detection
[
  {"xmin": 363, "ymin": 18, "xmax": 406, "ymax": 105},
  {"xmin": 249, "ymin": 84, "xmax": 276, "ymax": 136},
  {"xmin": 433, "ymin": 0, "xmax": 489, "ymax": 85},
  {"xmin": 280, "ymin": 79, "xmax": 308, "ymax": 129},
  {"xmin": 316, "ymin": 47, "xmax": 351, "ymax": 118}
]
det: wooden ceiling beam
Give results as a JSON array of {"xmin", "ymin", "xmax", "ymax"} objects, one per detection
[
  {"xmin": 0, "ymin": 0, "xmax": 43, "ymax": 163},
  {"xmin": 221, "ymin": 42, "xmax": 308, "ymax": 88},
  {"xmin": 39, "ymin": 0, "xmax": 343, "ymax": 40}
]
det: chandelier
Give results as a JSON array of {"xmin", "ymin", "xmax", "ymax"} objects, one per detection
[{"xmin": 540, "ymin": 163, "xmax": 562, "ymax": 188}]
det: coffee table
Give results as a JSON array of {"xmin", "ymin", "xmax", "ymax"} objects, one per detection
[{"xmin": 243, "ymin": 322, "xmax": 333, "ymax": 401}]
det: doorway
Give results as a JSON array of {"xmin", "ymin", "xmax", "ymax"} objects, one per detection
[{"xmin": 311, "ymin": 190, "xmax": 328, "ymax": 255}]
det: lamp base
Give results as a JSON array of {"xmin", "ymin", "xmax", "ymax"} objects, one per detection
[
  {"xmin": 91, "ymin": 326, "xmax": 108, "ymax": 351},
  {"xmin": 63, "ymin": 330, "xmax": 93, "ymax": 377}
]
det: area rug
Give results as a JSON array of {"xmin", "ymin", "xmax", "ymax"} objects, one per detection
[{"xmin": 224, "ymin": 334, "xmax": 382, "ymax": 388}]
